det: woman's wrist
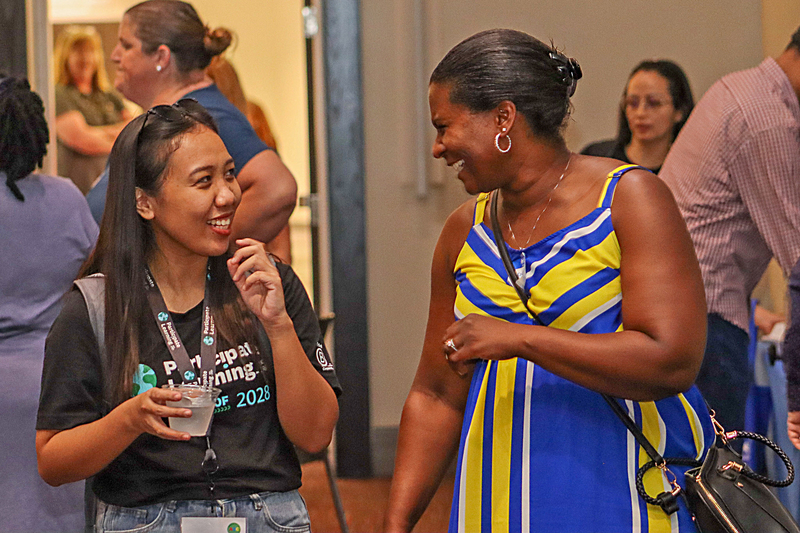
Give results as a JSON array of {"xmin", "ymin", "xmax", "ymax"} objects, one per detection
[{"xmin": 259, "ymin": 313, "xmax": 295, "ymax": 337}]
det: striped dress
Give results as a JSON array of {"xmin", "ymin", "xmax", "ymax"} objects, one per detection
[{"xmin": 450, "ymin": 165, "xmax": 714, "ymax": 533}]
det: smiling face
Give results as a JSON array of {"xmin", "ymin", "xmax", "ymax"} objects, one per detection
[
  {"xmin": 110, "ymin": 16, "xmax": 158, "ymax": 106},
  {"xmin": 136, "ymin": 126, "xmax": 241, "ymax": 261},
  {"xmin": 624, "ymin": 70, "xmax": 683, "ymax": 145},
  {"xmin": 429, "ymin": 82, "xmax": 501, "ymax": 194}
]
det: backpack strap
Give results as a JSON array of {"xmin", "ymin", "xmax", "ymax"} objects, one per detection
[
  {"xmin": 74, "ymin": 275, "xmax": 106, "ymax": 358},
  {"xmin": 72, "ymin": 273, "xmax": 106, "ymax": 533},
  {"xmin": 73, "ymin": 274, "xmax": 110, "ymax": 414}
]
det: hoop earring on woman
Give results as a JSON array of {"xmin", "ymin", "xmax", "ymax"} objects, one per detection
[{"xmin": 495, "ymin": 130, "xmax": 511, "ymax": 153}]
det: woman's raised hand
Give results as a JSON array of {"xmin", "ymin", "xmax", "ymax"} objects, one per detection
[{"xmin": 227, "ymin": 238, "xmax": 287, "ymax": 324}]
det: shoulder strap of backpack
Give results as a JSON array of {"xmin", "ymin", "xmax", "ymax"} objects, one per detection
[
  {"xmin": 73, "ymin": 274, "xmax": 110, "ymax": 413},
  {"xmin": 72, "ymin": 273, "xmax": 106, "ymax": 532}
]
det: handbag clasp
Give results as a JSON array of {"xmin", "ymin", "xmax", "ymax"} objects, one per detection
[{"xmin": 720, "ymin": 461, "xmax": 744, "ymax": 473}]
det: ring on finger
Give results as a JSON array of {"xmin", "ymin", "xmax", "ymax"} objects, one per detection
[{"xmin": 444, "ymin": 338, "xmax": 457, "ymax": 352}]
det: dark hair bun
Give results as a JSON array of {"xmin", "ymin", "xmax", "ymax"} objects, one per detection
[{"xmin": 204, "ymin": 27, "xmax": 233, "ymax": 57}]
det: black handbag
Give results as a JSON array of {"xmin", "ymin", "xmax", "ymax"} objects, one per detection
[{"xmin": 488, "ymin": 189, "xmax": 800, "ymax": 533}]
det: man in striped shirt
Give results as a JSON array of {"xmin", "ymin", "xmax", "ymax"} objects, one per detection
[{"xmin": 660, "ymin": 26, "xmax": 800, "ymax": 434}]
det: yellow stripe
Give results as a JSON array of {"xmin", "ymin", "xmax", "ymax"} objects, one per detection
[
  {"xmin": 596, "ymin": 177, "xmax": 613, "ymax": 208},
  {"xmin": 456, "ymin": 244, "xmax": 528, "ymax": 319},
  {"xmin": 491, "ymin": 359, "xmax": 516, "ymax": 532},
  {"xmin": 548, "ymin": 277, "xmax": 621, "ymax": 331},
  {"xmin": 475, "ymin": 193, "xmax": 491, "ymax": 225},
  {"xmin": 640, "ymin": 402, "xmax": 672, "ymax": 533},
  {"xmin": 532, "ymin": 232, "xmax": 621, "ymax": 302},
  {"xmin": 597, "ymin": 165, "xmax": 640, "ymax": 207},
  {"xmin": 679, "ymin": 393, "xmax": 704, "ymax": 460},
  {"xmin": 463, "ymin": 365, "xmax": 491, "ymax": 531}
]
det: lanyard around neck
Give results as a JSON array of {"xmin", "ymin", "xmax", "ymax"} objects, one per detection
[{"xmin": 144, "ymin": 266, "xmax": 217, "ymax": 387}]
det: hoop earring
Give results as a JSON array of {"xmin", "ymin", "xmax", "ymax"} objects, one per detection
[{"xmin": 495, "ymin": 131, "xmax": 511, "ymax": 153}]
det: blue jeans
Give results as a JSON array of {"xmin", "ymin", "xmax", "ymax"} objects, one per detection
[
  {"xmin": 94, "ymin": 490, "xmax": 310, "ymax": 533},
  {"xmin": 695, "ymin": 314, "xmax": 751, "ymax": 436}
]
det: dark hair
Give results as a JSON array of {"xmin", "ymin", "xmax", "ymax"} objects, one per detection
[
  {"xmin": 430, "ymin": 29, "xmax": 582, "ymax": 143},
  {"xmin": 789, "ymin": 26, "xmax": 800, "ymax": 52},
  {"xmin": 125, "ymin": 0, "xmax": 233, "ymax": 73},
  {"xmin": 0, "ymin": 76, "xmax": 49, "ymax": 202},
  {"xmin": 616, "ymin": 60, "xmax": 694, "ymax": 147},
  {"xmin": 79, "ymin": 100, "xmax": 256, "ymax": 404}
]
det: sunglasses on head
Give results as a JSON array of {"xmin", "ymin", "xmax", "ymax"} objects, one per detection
[{"xmin": 140, "ymin": 98, "xmax": 207, "ymax": 131}]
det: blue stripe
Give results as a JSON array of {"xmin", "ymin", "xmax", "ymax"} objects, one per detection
[
  {"xmin": 449, "ymin": 361, "xmax": 489, "ymax": 532},
  {"xmin": 600, "ymin": 177, "xmax": 620, "ymax": 208},
  {"xmin": 575, "ymin": 298, "xmax": 623, "ymax": 333},
  {"xmin": 508, "ymin": 358, "xmax": 527, "ymax": 531},
  {"xmin": 465, "ymin": 230, "xmax": 510, "ymax": 282},
  {"xmin": 601, "ymin": 165, "xmax": 647, "ymax": 208},
  {"xmin": 611, "ymin": 165, "xmax": 646, "ymax": 179},
  {"xmin": 481, "ymin": 361, "xmax": 497, "ymax": 532},
  {"xmin": 524, "ymin": 216, "xmax": 615, "ymax": 287},
  {"xmin": 457, "ymin": 271, "xmax": 532, "ymax": 324},
  {"xmin": 538, "ymin": 267, "xmax": 620, "ymax": 324}
]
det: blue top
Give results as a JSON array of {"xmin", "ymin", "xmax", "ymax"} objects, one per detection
[
  {"xmin": 0, "ymin": 172, "xmax": 97, "ymax": 532},
  {"xmin": 86, "ymin": 84, "xmax": 270, "ymax": 223},
  {"xmin": 785, "ymin": 260, "xmax": 800, "ymax": 411},
  {"xmin": 0, "ymin": 173, "xmax": 98, "ymax": 339}
]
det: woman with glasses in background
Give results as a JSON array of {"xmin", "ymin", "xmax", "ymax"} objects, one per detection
[
  {"xmin": 36, "ymin": 100, "xmax": 340, "ymax": 533},
  {"xmin": 581, "ymin": 60, "xmax": 693, "ymax": 174}
]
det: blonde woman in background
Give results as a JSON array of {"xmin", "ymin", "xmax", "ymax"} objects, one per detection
[{"xmin": 54, "ymin": 26, "xmax": 133, "ymax": 194}]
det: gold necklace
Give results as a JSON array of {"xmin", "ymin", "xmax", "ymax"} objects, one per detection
[
  {"xmin": 503, "ymin": 154, "xmax": 571, "ymax": 286},
  {"xmin": 504, "ymin": 154, "xmax": 572, "ymax": 248}
]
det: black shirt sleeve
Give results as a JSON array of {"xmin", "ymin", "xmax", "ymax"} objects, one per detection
[
  {"xmin": 580, "ymin": 139, "xmax": 623, "ymax": 158},
  {"xmin": 278, "ymin": 263, "xmax": 342, "ymax": 396},
  {"xmin": 37, "ymin": 289, "xmax": 105, "ymax": 430},
  {"xmin": 785, "ymin": 259, "xmax": 800, "ymax": 411}
]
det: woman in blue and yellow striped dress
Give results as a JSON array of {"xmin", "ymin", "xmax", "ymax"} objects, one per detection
[{"xmin": 385, "ymin": 29, "xmax": 714, "ymax": 533}]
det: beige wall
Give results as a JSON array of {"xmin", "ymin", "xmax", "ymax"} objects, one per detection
[
  {"xmin": 763, "ymin": 0, "xmax": 800, "ymax": 58},
  {"xmin": 362, "ymin": 0, "xmax": 765, "ymax": 428},
  {"xmin": 192, "ymin": 0, "xmax": 314, "ymax": 292}
]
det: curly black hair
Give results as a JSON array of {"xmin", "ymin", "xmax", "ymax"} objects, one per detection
[{"xmin": 0, "ymin": 75, "xmax": 49, "ymax": 201}]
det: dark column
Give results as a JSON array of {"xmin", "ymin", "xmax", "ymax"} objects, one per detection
[
  {"xmin": 0, "ymin": 0, "xmax": 27, "ymax": 77},
  {"xmin": 322, "ymin": 0, "xmax": 371, "ymax": 477}
]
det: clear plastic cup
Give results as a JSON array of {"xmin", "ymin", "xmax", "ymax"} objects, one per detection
[{"xmin": 162, "ymin": 384, "xmax": 221, "ymax": 436}]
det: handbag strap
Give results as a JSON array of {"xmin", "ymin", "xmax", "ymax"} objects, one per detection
[{"xmin": 488, "ymin": 191, "xmax": 543, "ymax": 325}]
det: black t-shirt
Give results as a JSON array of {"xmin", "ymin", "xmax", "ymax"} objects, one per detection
[
  {"xmin": 580, "ymin": 139, "xmax": 661, "ymax": 174},
  {"xmin": 37, "ymin": 263, "xmax": 341, "ymax": 507}
]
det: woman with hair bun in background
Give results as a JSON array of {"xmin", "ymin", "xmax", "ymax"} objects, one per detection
[{"xmin": 86, "ymin": 0, "xmax": 297, "ymax": 249}]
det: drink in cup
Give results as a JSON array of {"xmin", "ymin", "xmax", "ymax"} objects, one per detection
[{"xmin": 162, "ymin": 384, "xmax": 221, "ymax": 436}]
